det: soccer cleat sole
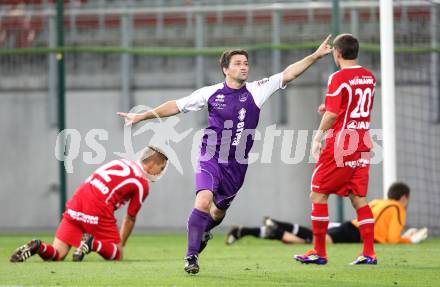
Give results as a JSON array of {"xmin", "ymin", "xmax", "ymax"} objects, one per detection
[{"xmin": 184, "ymin": 265, "xmax": 200, "ymax": 274}]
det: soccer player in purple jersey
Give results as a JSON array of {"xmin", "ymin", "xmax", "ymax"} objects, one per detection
[{"xmin": 118, "ymin": 35, "xmax": 332, "ymax": 274}]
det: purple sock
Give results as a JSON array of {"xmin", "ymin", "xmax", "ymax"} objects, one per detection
[
  {"xmin": 205, "ymin": 215, "xmax": 224, "ymax": 232},
  {"xmin": 186, "ymin": 208, "xmax": 211, "ymax": 256}
]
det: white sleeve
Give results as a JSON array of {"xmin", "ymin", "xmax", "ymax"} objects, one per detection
[
  {"xmin": 176, "ymin": 87, "xmax": 209, "ymax": 113},
  {"xmin": 247, "ymin": 72, "xmax": 286, "ymax": 109}
]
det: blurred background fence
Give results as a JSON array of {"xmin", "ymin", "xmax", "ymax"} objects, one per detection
[{"xmin": 0, "ymin": 0, "xmax": 439, "ymax": 235}]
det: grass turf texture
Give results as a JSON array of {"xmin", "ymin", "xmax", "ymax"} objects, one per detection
[{"xmin": 1, "ymin": 234, "xmax": 439, "ymax": 286}]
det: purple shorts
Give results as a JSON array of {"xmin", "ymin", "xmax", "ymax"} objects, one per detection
[{"xmin": 195, "ymin": 159, "xmax": 246, "ymax": 210}]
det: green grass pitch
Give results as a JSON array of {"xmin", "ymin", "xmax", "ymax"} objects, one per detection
[{"xmin": 1, "ymin": 234, "xmax": 439, "ymax": 286}]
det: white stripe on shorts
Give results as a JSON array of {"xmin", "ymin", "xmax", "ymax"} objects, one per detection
[
  {"xmin": 358, "ymin": 218, "xmax": 375, "ymax": 226},
  {"xmin": 310, "ymin": 164, "xmax": 323, "ymax": 191}
]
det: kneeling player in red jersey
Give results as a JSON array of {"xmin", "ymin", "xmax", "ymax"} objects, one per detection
[
  {"xmin": 294, "ymin": 34, "xmax": 378, "ymax": 265},
  {"xmin": 10, "ymin": 146, "xmax": 168, "ymax": 262}
]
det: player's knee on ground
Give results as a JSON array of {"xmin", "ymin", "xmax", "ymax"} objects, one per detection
[
  {"xmin": 93, "ymin": 240, "xmax": 122, "ymax": 261},
  {"xmin": 102, "ymin": 244, "xmax": 122, "ymax": 261},
  {"xmin": 107, "ymin": 246, "xmax": 122, "ymax": 261}
]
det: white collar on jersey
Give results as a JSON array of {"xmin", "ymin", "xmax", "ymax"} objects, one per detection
[{"xmin": 341, "ymin": 65, "xmax": 362, "ymax": 69}]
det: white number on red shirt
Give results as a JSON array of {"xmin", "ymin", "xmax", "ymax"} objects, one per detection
[
  {"xmin": 350, "ymin": 87, "xmax": 373, "ymax": 118},
  {"xmin": 94, "ymin": 160, "xmax": 131, "ymax": 183}
]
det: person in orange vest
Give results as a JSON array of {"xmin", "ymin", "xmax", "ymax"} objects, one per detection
[{"xmin": 226, "ymin": 182, "xmax": 428, "ymax": 245}]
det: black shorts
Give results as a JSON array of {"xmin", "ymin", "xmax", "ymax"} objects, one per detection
[{"xmin": 327, "ymin": 221, "xmax": 361, "ymax": 243}]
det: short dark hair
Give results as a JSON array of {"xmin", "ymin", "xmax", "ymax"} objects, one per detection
[
  {"xmin": 219, "ymin": 49, "xmax": 249, "ymax": 76},
  {"xmin": 333, "ymin": 34, "xmax": 359, "ymax": 60},
  {"xmin": 387, "ymin": 182, "xmax": 410, "ymax": 200}
]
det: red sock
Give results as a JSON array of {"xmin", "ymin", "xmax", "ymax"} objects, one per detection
[
  {"xmin": 357, "ymin": 205, "xmax": 375, "ymax": 257},
  {"xmin": 311, "ymin": 203, "xmax": 329, "ymax": 258},
  {"xmin": 92, "ymin": 240, "xmax": 121, "ymax": 260},
  {"xmin": 38, "ymin": 242, "xmax": 60, "ymax": 261}
]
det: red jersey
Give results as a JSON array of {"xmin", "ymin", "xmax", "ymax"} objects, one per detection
[
  {"xmin": 58, "ymin": 159, "xmax": 148, "ymax": 246},
  {"xmin": 324, "ymin": 65, "xmax": 376, "ymax": 152},
  {"xmin": 81, "ymin": 159, "xmax": 149, "ymax": 218}
]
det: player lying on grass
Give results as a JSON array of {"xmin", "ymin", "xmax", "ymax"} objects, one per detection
[
  {"xmin": 226, "ymin": 182, "xmax": 428, "ymax": 245},
  {"xmin": 10, "ymin": 146, "xmax": 168, "ymax": 263},
  {"xmin": 118, "ymin": 36, "xmax": 333, "ymax": 274}
]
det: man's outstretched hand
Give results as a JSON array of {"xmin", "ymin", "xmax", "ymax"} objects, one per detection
[
  {"xmin": 117, "ymin": 112, "xmax": 145, "ymax": 126},
  {"xmin": 313, "ymin": 34, "xmax": 333, "ymax": 60}
]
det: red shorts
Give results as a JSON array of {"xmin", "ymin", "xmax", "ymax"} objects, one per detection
[
  {"xmin": 55, "ymin": 187, "xmax": 120, "ymax": 247},
  {"xmin": 311, "ymin": 148, "xmax": 370, "ymax": 197}
]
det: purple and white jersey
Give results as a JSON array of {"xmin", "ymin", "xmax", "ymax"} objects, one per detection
[{"xmin": 176, "ymin": 73, "xmax": 285, "ymax": 168}]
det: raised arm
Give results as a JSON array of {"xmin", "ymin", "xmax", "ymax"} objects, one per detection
[
  {"xmin": 117, "ymin": 100, "xmax": 180, "ymax": 126},
  {"xmin": 282, "ymin": 35, "xmax": 333, "ymax": 87}
]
